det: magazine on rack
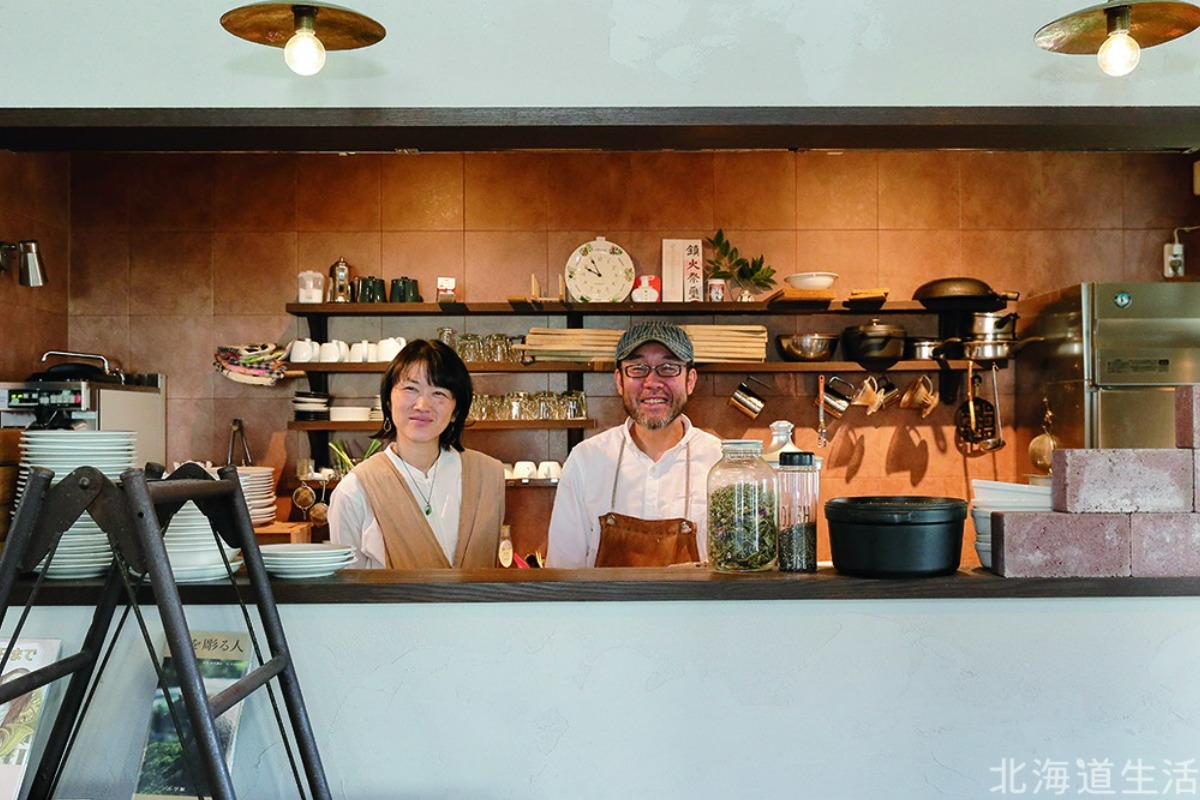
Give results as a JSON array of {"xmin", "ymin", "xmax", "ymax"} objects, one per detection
[
  {"xmin": 0, "ymin": 638, "xmax": 61, "ymax": 800},
  {"xmin": 133, "ymin": 632, "xmax": 252, "ymax": 800}
]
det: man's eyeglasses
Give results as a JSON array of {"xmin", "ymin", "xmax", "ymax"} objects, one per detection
[{"xmin": 620, "ymin": 362, "xmax": 689, "ymax": 379}]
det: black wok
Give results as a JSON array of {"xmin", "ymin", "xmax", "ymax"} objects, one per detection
[{"xmin": 913, "ymin": 277, "xmax": 1019, "ymax": 312}]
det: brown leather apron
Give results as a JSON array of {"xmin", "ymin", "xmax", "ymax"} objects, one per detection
[{"xmin": 594, "ymin": 438, "xmax": 699, "ymax": 567}]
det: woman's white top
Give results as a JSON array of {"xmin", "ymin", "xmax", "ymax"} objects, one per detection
[{"xmin": 328, "ymin": 446, "xmax": 464, "ymax": 568}]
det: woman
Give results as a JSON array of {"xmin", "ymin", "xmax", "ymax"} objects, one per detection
[{"xmin": 328, "ymin": 339, "xmax": 505, "ymax": 568}]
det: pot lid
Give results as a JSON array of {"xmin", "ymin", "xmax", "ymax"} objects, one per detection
[
  {"xmin": 845, "ymin": 318, "xmax": 905, "ymax": 337},
  {"xmin": 825, "ymin": 495, "xmax": 967, "ymax": 524}
]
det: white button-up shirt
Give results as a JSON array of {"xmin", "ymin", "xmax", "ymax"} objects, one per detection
[{"xmin": 547, "ymin": 416, "xmax": 723, "ymax": 568}]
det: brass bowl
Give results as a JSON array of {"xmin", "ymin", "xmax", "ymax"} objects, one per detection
[{"xmin": 776, "ymin": 333, "xmax": 839, "ymax": 362}]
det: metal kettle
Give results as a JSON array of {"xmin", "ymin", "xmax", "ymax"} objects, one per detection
[{"xmin": 327, "ymin": 257, "xmax": 353, "ymax": 303}]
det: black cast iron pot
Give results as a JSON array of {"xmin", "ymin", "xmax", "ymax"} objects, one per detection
[
  {"xmin": 825, "ymin": 496, "xmax": 967, "ymax": 578},
  {"xmin": 842, "ymin": 318, "xmax": 906, "ymax": 364}
]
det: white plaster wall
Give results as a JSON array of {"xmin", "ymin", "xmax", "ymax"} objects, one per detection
[
  {"xmin": 5, "ymin": 597, "xmax": 1199, "ymax": 799},
  {"xmin": 2, "ymin": 1, "xmax": 1200, "ymax": 108}
]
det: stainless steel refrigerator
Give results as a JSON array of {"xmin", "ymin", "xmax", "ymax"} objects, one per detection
[{"xmin": 1015, "ymin": 282, "xmax": 1200, "ymax": 463}]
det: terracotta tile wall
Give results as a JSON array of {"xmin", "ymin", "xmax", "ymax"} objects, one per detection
[
  {"xmin": 0, "ymin": 152, "xmax": 69, "ymax": 379},
  {"xmin": 62, "ymin": 150, "xmax": 1200, "ymax": 560}
]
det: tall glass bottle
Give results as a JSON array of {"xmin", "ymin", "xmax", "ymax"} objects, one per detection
[
  {"xmin": 707, "ymin": 439, "xmax": 778, "ymax": 572},
  {"xmin": 777, "ymin": 451, "xmax": 819, "ymax": 572}
]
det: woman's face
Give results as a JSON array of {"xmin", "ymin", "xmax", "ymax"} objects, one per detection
[{"xmin": 389, "ymin": 364, "xmax": 457, "ymax": 447}]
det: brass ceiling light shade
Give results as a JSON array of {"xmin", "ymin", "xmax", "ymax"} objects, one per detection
[
  {"xmin": 1035, "ymin": 0, "xmax": 1200, "ymax": 76},
  {"xmin": 221, "ymin": 3, "xmax": 386, "ymax": 76}
]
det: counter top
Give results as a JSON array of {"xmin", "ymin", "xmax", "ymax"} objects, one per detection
[{"xmin": 13, "ymin": 567, "xmax": 1200, "ymax": 606}]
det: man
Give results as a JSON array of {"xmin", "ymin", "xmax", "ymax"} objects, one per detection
[{"xmin": 547, "ymin": 321, "xmax": 723, "ymax": 567}]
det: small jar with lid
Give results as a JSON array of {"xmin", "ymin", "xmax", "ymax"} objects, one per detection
[
  {"xmin": 777, "ymin": 451, "xmax": 819, "ymax": 573},
  {"xmin": 762, "ymin": 420, "xmax": 803, "ymax": 467},
  {"xmin": 707, "ymin": 439, "xmax": 778, "ymax": 572}
]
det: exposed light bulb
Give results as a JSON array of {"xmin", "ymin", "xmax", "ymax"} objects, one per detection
[
  {"xmin": 284, "ymin": 29, "xmax": 326, "ymax": 76},
  {"xmin": 1097, "ymin": 30, "xmax": 1140, "ymax": 77}
]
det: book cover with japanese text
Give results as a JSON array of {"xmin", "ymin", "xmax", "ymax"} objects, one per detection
[
  {"xmin": 132, "ymin": 631, "xmax": 252, "ymax": 800},
  {"xmin": 0, "ymin": 638, "xmax": 61, "ymax": 800}
]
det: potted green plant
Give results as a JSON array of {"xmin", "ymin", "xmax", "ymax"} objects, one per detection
[{"xmin": 704, "ymin": 229, "xmax": 777, "ymax": 297}]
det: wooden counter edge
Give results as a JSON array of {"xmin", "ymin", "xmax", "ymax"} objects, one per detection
[{"xmin": 11, "ymin": 567, "xmax": 1200, "ymax": 606}]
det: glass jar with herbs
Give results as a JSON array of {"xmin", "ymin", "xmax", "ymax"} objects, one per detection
[{"xmin": 707, "ymin": 439, "xmax": 778, "ymax": 572}]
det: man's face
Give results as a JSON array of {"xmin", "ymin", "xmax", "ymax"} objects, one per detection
[{"xmin": 614, "ymin": 342, "xmax": 697, "ymax": 431}]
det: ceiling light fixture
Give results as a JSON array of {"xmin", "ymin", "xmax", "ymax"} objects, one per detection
[
  {"xmin": 1035, "ymin": 0, "xmax": 1200, "ymax": 77},
  {"xmin": 221, "ymin": 3, "xmax": 386, "ymax": 77}
]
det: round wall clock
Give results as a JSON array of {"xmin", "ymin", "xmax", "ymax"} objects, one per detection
[{"xmin": 564, "ymin": 236, "xmax": 635, "ymax": 303}]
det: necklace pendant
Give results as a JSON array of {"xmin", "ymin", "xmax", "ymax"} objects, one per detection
[{"xmin": 424, "ymin": 504, "xmax": 432, "ymax": 515}]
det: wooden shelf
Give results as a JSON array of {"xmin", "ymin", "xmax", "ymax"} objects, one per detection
[
  {"xmin": 288, "ymin": 419, "xmax": 596, "ymax": 432},
  {"xmin": 288, "ymin": 360, "xmax": 599, "ymax": 373},
  {"xmin": 286, "ymin": 299, "xmax": 940, "ymax": 317},
  {"xmin": 287, "ymin": 359, "xmax": 969, "ymax": 375},
  {"xmin": 505, "ymin": 478, "xmax": 561, "ymax": 488}
]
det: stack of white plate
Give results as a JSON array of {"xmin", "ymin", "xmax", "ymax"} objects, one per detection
[
  {"xmin": 260, "ymin": 543, "xmax": 356, "ymax": 579},
  {"xmin": 970, "ymin": 479, "xmax": 1054, "ymax": 569},
  {"xmin": 19, "ymin": 430, "xmax": 138, "ymax": 579},
  {"xmin": 162, "ymin": 501, "xmax": 243, "ymax": 583},
  {"xmin": 232, "ymin": 466, "xmax": 277, "ymax": 526},
  {"xmin": 370, "ymin": 399, "xmax": 383, "ymax": 421}
]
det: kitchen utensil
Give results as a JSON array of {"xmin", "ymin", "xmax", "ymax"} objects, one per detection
[
  {"xmin": 292, "ymin": 483, "xmax": 316, "ymax": 520},
  {"xmin": 327, "ymin": 257, "xmax": 353, "ymax": 303},
  {"xmin": 955, "ymin": 372, "xmax": 998, "ymax": 450},
  {"xmin": 900, "ymin": 374, "xmax": 940, "ymax": 418},
  {"xmin": 1028, "ymin": 399, "xmax": 1059, "ymax": 473},
  {"xmin": 297, "ymin": 270, "xmax": 324, "ymax": 303},
  {"xmin": 912, "ymin": 277, "xmax": 1020, "ymax": 311},
  {"xmin": 814, "ymin": 375, "xmax": 854, "ymax": 419},
  {"xmin": 349, "ymin": 340, "xmax": 371, "ymax": 362},
  {"xmin": 728, "ymin": 376, "xmax": 771, "ymax": 419},
  {"xmin": 775, "ymin": 333, "xmax": 839, "ymax": 362},
  {"xmin": 904, "ymin": 337, "xmax": 944, "ymax": 360},
  {"xmin": 871, "ymin": 374, "xmax": 902, "ymax": 414},
  {"xmin": 842, "ymin": 318, "xmax": 906, "ymax": 363},
  {"xmin": 979, "ymin": 364, "xmax": 1006, "ymax": 451},
  {"xmin": 851, "ymin": 376, "xmax": 881, "ymax": 410},
  {"xmin": 825, "ymin": 496, "xmax": 967, "ymax": 578},
  {"xmin": 309, "ymin": 478, "xmax": 329, "ymax": 525},
  {"xmin": 817, "ymin": 375, "xmax": 828, "ymax": 448},
  {"xmin": 967, "ymin": 311, "xmax": 1019, "ymax": 339},
  {"xmin": 289, "ymin": 338, "xmax": 318, "ymax": 363},
  {"xmin": 226, "ymin": 418, "xmax": 253, "ymax": 466}
]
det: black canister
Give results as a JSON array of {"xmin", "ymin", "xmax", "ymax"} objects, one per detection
[
  {"xmin": 390, "ymin": 278, "xmax": 405, "ymax": 303},
  {"xmin": 405, "ymin": 277, "xmax": 420, "ymax": 303}
]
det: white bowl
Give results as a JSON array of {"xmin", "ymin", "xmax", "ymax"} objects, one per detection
[
  {"xmin": 975, "ymin": 542, "xmax": 993, "ymax": 569},
  {"xmin": 784, "ymin": 272, "xmax": 839, "ymax": 290},
  {"xmin": 970, "ymin": 506, "xmax": 995, "ymax": 538},
  {"xmin": 329, "ymin": 406, "xmax": 372, "ymax": 422}
]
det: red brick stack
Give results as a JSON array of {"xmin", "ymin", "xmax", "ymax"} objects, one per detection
[{"xmin": 993, "ymin": 386, "xmax": 1200, "ymax": 577}]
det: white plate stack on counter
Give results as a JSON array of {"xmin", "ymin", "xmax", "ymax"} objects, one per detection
[
  {"xmin": 17, "ymin": 430, "xmax": 138, "ymax": 579},
  {"xmin": 160, "ymin": 501, "xmax": 243, "ymax": 583},
  {"xmin": 969, "ymin": 479, "xmax": 1053, "ymax": 569},
  {"xmin": 210, "ymin": 465, "xmax": 277, "ymax": 526},
  {"xmin": 260, "ymin": 543, "xmax": 356, "ymax": 579}
]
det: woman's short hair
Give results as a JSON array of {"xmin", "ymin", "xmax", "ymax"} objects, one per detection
[{"xmin": 374, "ymin": 339, "xmax": 473, "ymax": 451}]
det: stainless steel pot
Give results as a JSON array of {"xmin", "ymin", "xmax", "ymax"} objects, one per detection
[
  {"xmin": 904, "ymin": 337, "xmax": 944, "ymax": 360},
  {"xmin": 968, "ymin": 312, "xmax": 1018, "ymax": 339}
]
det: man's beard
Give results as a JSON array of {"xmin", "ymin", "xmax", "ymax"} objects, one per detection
[{"xmin": 623, "ymin": 392, "xmax": 686, "ymax": 430}]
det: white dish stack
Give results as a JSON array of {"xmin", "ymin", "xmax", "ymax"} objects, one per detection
[
  {"xmin": 225, "ymin": 466, "xmax": 277, "ymax": 526},
  {"xmin": 969, "ymin": 479, "xmax": 1054, "ymax": 569},
  {"xmin": 18, "ymin": 430, "xmax": 138, "ymax": 579},
  {"xmin": 161, "ymin": 501, "xmax": 243, "ymax": 583},
  {"xmin": 260, "ymin": 543, "xmax": 356, "ymax": 579}
]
